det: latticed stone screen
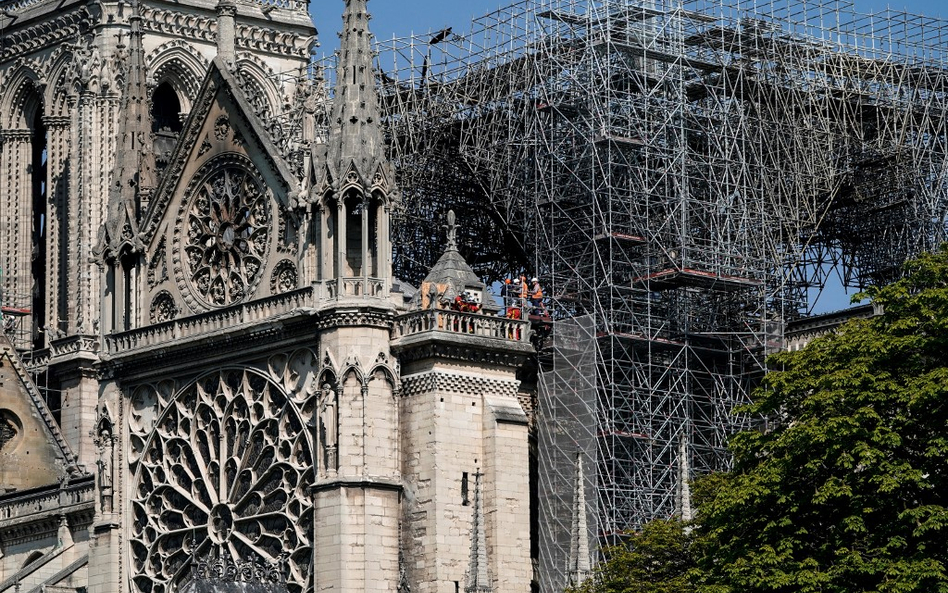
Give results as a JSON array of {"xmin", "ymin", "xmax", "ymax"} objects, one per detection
[{"xmin": 129, "ymin": 366, "xmax": 315, "ymax": 593}]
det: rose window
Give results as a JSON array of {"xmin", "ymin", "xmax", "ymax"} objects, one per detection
[
  {"xmin": 183, "ymin": 164, "xmax": 269, "ymax": 308},
  {"xmin": 130, "ymin": 369, "xmax": 313, "ymax": 593}
]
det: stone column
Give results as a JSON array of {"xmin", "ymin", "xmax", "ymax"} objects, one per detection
[
  {"xmin": 319, "ymin": 204, "xmax": 330, "ymax": 281},
  {"xmin": 68, "ymin": 90, "xmax": 94, "ymax": 334},
  {"xmin": 313, "ymin": 319, "xmax": 400, "ymax": 593},
  {"xmin": 380, "ymin": 203, "xmax": 391, "ymax": 286}
]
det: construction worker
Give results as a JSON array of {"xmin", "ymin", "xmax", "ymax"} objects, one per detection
[
  {"xmin": 503, "ymin": 278, "xmax": 514, "ymax": 311},
  {"xmin": 530, "ymin": 277, "xmax": 544, "ymax": 312}
]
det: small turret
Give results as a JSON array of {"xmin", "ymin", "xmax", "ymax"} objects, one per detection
[
  {"xmin": 413, "ymin": 210, "xmax": 497, "ymax": 313},
  {"xmin": 314, "ymin": 0, "xmax": 396, "ymax": 297}
]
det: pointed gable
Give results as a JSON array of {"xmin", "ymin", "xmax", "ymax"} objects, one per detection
[
  {"xmin": 0, "ymin": 336, "xmax": 79, "ymax": 491},
  {"xmin": 139, "ymin": 58, "xmax": 304, "ymax": 317},
  {"xmin": 141, "ymin": 57, "xmax": 298, "ymax": 244}
]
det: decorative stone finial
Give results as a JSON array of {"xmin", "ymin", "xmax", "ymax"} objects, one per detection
[
  {"xmin": 325, "ymin": 0, "xmax": 386, "ymax": 182},
  {"xmin": 677, "ymin": 430, "xmax": 693, "ymax": 522},
  {"xmin": 100, "ymin": 0, "xmax": 153, "ymax": 259},
  {"xmin": 445, "ymin": 210, "xmax": 458, "ymax": 251}
]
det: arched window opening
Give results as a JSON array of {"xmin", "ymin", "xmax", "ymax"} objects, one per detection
[
  {"xmin": 30, "ymin": 107, "xmax": 48, "ymax": 349},
  {"xmin": 369, "ymin": 199, "xmax": 380, "ymax": 277},
  {"xmin": 119, "ymin": 251, "xmax": 137, "ymax": 332},
  {"xmin": 151, "ymin": 82, "xmax": 182, "ymax": 173},
  {"xmin": 22, "ymin": 550, "xmax": 43, "ymax": 568},
  {"xmin": 345, "ymin": 195, "xmax": 363, "ymax": 278},
  {"xmin": 325, "ymin": 205, "xmax": 337, "ymax": 279}
]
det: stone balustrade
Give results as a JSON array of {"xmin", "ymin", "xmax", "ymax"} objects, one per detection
[
  {"xmin": 393, "ymin": 309, "xmax": 530, "ymax": 344},
  {"xmin": 105, "ymin": 287, "xmax": 316, "ymax": 356},
  {"xmin": 320, "ymin": 277, "xmax": 388, "ymax": 300},
  {"xmin": 0, "ymin": 476, "xmax": 94, "ymax": 522},
  {"xmin": 250, "ymin": 0, "xmax": 308, "ymax": 11}
]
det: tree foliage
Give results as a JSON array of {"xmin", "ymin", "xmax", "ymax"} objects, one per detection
[
  {"xmin": 695, "ymin": 247, "xmax": 948, "ymax": 592},
  {"xmin": 567, "ymin": 519, "xmax": 695, "ymax": 593},
  {"xmin": 573, "ymin": 248, "xmax": 948, "ymax": 593}
]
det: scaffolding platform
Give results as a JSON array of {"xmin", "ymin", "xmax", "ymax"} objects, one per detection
[
  {"xmin": 536, "ymin": 101, "xmax": 583, "ymax": 117},
  {"xmin": 593, "ymin": 133, "xmax": 647, "ymax": 148},
  {"xmin": 598, "ymin": 428, "xmax": 651, "ymax": 440},
  {"xmin": 630, "ymin": 268, "xmax": 762, "ymax": 292},
  {"xmin": 594, "ymin": 231, "xmax": 647, "ymax": 246},
  {"xmin": 596, "ymin": 330, "xmax": 684, "ymax": 351}
]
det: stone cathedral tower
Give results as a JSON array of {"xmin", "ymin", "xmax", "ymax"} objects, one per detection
[{"xmin": 0, "ymin": 1, "xmax": 534, "ymax": 592}]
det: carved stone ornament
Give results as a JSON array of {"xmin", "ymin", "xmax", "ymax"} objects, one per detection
[
  {"xmin": 270, "ymin": 260, "xmax": 298, "ymax": 295},
  {"xmin": 176, "ymin": 155, "xmax": 271, "ymax": 309},
  {"xmin": 150, "ymin": 291, "xmax": 178, "ymax": 324},
  {"xmin": 147, "ymin": 239, "xmax": 169, "ymax": 287},
  {"xmin": 129, "ymin": 369, "xmax": 313, "ymax": 593},
  {"xmin": 214, "ymin": 115, "xmax": 230, "ymax": 141},
  {"xmin": 191, "ymin": 545, "xmax": 287, "ymax": 584}
]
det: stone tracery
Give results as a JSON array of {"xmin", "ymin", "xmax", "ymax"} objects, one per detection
[
  {"xmin": 129, "ymin": 368, "xmax": 314, "ymax": 593},
  {"xmin": 177, "ymin": 155, "xmax": 271, "ymax": 309}
]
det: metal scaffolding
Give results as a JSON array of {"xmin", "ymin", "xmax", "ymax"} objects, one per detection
[{"xmin": 370, "ymin": 0, "xmax": 948, "ymax": 588}]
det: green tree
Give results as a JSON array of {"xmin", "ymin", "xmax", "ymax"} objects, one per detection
[
  {"xmin": 567, "ymin": 519, "xmax": 695, "ymax": 593},
  {"xmin": 695, "ymin": 247, "xmax": 948, "ymax": 593}
]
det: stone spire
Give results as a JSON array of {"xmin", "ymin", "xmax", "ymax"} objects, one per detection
[
  {"xmin": 465, "ymin": 470, "xmax": 492, "ymax": 593},
  {"xmin": 102, "ymin": 0, "xmax": 154, "ymax": 257},
  {"xmin": 326, "ymin": 0, "xmax": 386, "ymax": 185},
  {"xmin": 677, "ymin": 430, "xmax": 693, "ymax": 522},
  {"xmin": 312, "ymin": 0, "xmax": 396, "ymax": 289},
  {"xmin": 567, "ymin": 452, "xmax": 591, "ymax": 587}
]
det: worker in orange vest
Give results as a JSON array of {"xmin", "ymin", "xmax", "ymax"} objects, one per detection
[{"xmin": 530, "ymin": 277, "xmax": 544, "ymax": 311}]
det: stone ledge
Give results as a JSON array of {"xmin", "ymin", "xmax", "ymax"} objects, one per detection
[{"xmin": 310, "ymin": 475, "xmax": 402, "ymax": 494}]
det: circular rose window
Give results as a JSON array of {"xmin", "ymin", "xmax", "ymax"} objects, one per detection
[
  {"xmin": 179, "ymin": 157, "xmax": 270, "ymax": 308},
  {"xmin": 129, "ymin": 369, "xmax": 313, "ymax": 593}
]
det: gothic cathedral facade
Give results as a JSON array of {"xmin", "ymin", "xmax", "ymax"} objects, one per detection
[{"xmin": 0, "ymin": 1, "xmax": 533, "ymax": 592}]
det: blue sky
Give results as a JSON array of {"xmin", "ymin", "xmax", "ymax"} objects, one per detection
[
  {"xmin": 309, "ymin": 0, "xmax": 945, "ymax": 54},
  {"xmin": 310, "ymin": 1, "xmax": 502, "ymax": 54}
]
